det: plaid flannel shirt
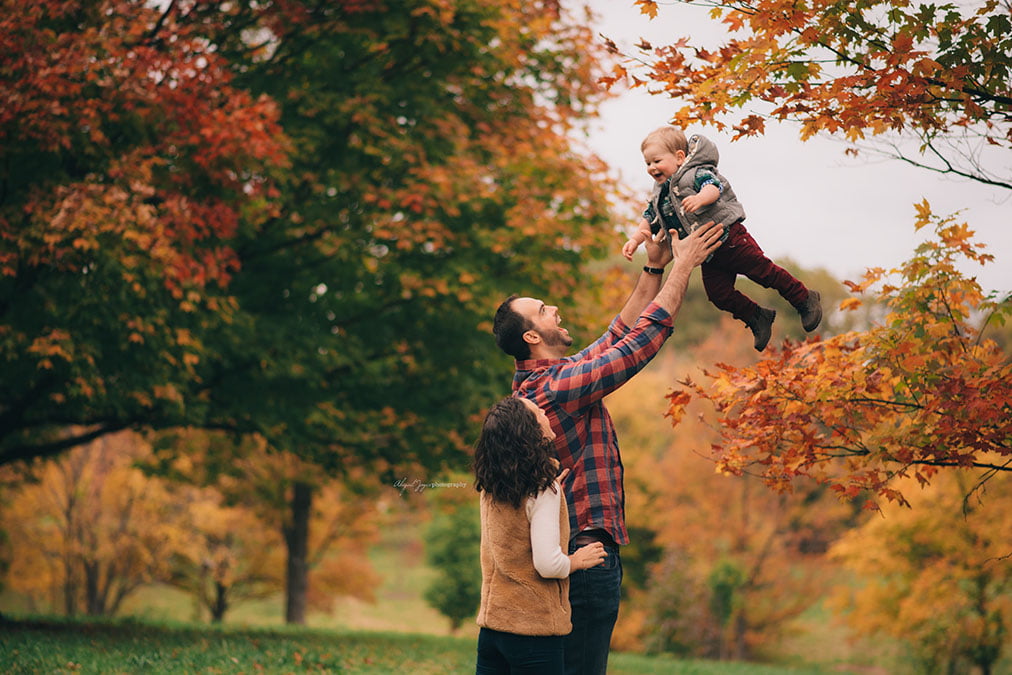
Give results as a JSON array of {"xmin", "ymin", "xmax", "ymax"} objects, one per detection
[{"xmin": 512, "ymin": 302, "xmax": 674, "ymax": 546}]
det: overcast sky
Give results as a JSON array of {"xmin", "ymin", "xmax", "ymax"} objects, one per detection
[{"xmin": 576, "ymin": 1, "xmax": 1011, "ymax": 295}]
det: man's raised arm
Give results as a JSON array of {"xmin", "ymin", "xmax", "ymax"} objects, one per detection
[{"xmin": 652, "ymin": 222, "xmax": 724, "ymax": 318}]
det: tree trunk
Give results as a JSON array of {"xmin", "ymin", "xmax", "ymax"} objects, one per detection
[
  {"xmin": 84, "ymin": 560, "xmax": 103, "ymax": 616},
  {"xmin": 62, "ymin": 560, "xmax": 77, "ymax": 617},
  {"xmin": 284, "ymin": 480, "xmax": 312, "ymax": 624},
  {"xmin": 211, "ymin": 581, "xmax": 228, "ymax": 623}
]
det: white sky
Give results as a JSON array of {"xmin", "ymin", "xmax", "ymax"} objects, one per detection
[{"xmin": 576, "ymin": 1, "xmax": 1011, "ymax": 295}]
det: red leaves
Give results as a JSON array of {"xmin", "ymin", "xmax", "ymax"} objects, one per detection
[
  {"xmin": 669, "ymin": 211, "xmax": 1012, "ymax": 506},
  {"xmin": 2, "ymin": 1, "xmax": 288, "ymax": 299}
]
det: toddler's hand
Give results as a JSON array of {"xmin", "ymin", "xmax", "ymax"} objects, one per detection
[
  {"xmin": 621, "ymin": 239, "xmax": 639, "ymax": 261},
  {"xmin": 681, "ymin": 194, "xmax": 706, "ymax": 213}
]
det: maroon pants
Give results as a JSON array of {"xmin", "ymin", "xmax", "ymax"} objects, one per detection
[{"xmin": 702, "ymin": 222, "xmax": 809, "ymax": 322}]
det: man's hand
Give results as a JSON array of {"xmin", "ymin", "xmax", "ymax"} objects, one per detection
[
  {"xmin": 644, "ymin": 228, "xmax": 674, "ymax": 269},
  {"xmin": 672, "ymin": 221, "xmax": 723, "ymax": 268}
]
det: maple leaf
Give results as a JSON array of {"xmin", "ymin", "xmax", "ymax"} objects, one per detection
[{"xmin": 635, "ymin": 0, "xmax": 659, "ymax": 20}]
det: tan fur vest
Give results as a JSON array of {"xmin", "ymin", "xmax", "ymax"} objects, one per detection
[{"xmin": 476, "ymin": 489, "xmax": 572, "ymax": 636}]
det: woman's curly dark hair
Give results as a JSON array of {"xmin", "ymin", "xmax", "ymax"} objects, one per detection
[{"xmin": 474, "ymin": 397, "xmax": 558, "ymax": 509}]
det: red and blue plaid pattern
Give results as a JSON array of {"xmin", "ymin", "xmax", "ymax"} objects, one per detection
[{"xmin": 512, "ymin": 303, "xmax": 674, "ymax": 545}]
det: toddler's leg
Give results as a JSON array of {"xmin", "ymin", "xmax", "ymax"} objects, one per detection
[
  {"xmin": 702, "ymin": 259, "xmax": 776, "ymax": 352},
  {"xmin": 725, "ymin": 223, "xmax": 823, "ymax": 331},
  {"xmin": 726, "ymin": 225, "xmax": 808, "ymax": 308},
  {"xmin": 701, "ymin": 262, "xmax": 755, "ymax": 322}
]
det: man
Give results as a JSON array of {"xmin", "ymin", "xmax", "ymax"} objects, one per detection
[{"xmin": 492, "ymin": 220, "xmax": 724, "ymax": 674}]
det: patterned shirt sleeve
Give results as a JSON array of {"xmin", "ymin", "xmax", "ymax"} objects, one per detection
[
  {"xmin": 544, "ymin": 303, "xmax": 673, "ymax": 415},
  {"xmin": 693, "ymin": 167, "xmax": 723, "ymax": 194}
]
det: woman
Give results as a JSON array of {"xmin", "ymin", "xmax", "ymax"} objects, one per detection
[{"xmin": 474, "ymin": 396, "xmax": 607, "ymax": 674}]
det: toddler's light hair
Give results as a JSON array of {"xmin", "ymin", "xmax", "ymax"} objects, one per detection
[{"xmin": 641, "ymin": 126, "xmax": 687, "ymax": 155}]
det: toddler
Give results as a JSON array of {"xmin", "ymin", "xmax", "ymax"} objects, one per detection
[{"xmin": 623, "ymin": 127, "xmax": 822, "ymax": 350}]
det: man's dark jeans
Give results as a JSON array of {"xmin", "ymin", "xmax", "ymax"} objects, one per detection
[{"xmin": 564, "ymin": 543, "xmax": 622, "ymax": 675}]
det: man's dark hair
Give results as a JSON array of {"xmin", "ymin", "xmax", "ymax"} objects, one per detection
[
  {"xmin": 474, "ymin": 397, "xmax": 558, "ymax": 509},
  {"xmin": 493, "ymin": 294, "xmax": 532, "ymax": 360}
]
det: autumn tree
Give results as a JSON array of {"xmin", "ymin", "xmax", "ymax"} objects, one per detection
[
  {"xmin": 2, "ymin": 1, "xmax": 620, "ymax": 474},
  {"xmin": 0, "ymin": 0, "xmax": 288, "ymax": 466},
  {"xmin": 0, "ymin": 432, "xmax": 183, "ymax": 616},
  {"xmin": 608, "ymin": 334, "xmax": 858, "ymax": 660},
  {"xmin": 621, "ymin": 0, "xmax": 1012, "ymax": 189},
  {"xmin": 166, "ymin": 484, "xmax": 285, "ymax": 623},
  {"xmin": 669, "ymin": 212, "xmax": 1012, "ymax": 506},
  {"xmin": 148, "ymin": 429, "xmax": 380, "ymax": 625},
  {"xmin": 830, "ymin": 469, "xmax": 1012, "ymax": 674}
]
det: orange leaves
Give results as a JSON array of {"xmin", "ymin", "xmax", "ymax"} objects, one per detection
[
  {"xmin": 680, "ymin": 215, "xmax": 1011, "ymax": 506},
  {"xmin": 913, "ymin": 198, "xmax": 933, "ymax": 230},
  {"xmin": 623, "ymin": 0, "xmax": 1011, "ymax": 162},
  {"xmin": 635, "ymin": 0, "xmax": 659, "ymax": 20},
  {"xmin": 27, "ymin": 329, "xmax": 74, "ymax": 370},
  {"xmin": 664, "ymin": 389, "xmax": 692, "ymax": 426}
]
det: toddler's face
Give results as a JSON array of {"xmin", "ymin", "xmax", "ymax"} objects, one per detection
[{"xmin": 642, "ymin": 142, "xmax": 684, "ymax": 183}]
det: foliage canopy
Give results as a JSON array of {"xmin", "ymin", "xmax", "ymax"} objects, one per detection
[
  {"xmin": 621, "ymin": 0, "xmax": 1012, "ymax": 189},
  {"xmin": 0, "ymin": 0, "xmax": 619, "ymax": 471}
]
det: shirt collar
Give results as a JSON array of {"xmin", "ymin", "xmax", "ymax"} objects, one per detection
[{"xmin": 514, "ymin": 356, "xmax": 565, "ymax": 371}]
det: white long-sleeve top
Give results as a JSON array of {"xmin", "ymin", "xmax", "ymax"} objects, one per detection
[{"xmin": 525, "ymin": 481, "xmax": 571, "ymax": 579}]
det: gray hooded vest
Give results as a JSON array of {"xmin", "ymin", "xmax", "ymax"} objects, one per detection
[{"xmin": 646, "ymin": 134, "xmax": 745, "ymax": 240}]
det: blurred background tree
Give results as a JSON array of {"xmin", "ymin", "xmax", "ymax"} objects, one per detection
[
  {"xmin": 830, "ymin": 469, "xmax": 1012, "ymax": 674},
  {"xmin": 1, "ymin": 433, "xmax": 182, "ymax": 616},
  {"xmin": 423, "ymin": 488, "xmax": 481, "ymax": 634}
]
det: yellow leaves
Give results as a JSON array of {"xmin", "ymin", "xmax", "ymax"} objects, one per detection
[
  {"xmin": 1, "ymin": 432, "xmax": 180, "ymax": 611},
  {"xmin": 913, "ymin": 198, "xmax": 933, "ymax": 230},
  {"xmin": 830, "ymin": 469, "xmax": 1012, "ymax": 654},
  {"xmin": 839, "ymin": 297, "xmax": 862, "ymax": 312}
]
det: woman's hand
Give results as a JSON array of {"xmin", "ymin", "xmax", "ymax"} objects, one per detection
[{"xmin": 569, "ymin": 542, "xmax": 607, "ymax": 571}]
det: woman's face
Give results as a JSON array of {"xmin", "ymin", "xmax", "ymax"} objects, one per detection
[{"xmin": 520, "ymin": 397, "xmax": 556, "ymax": 441}]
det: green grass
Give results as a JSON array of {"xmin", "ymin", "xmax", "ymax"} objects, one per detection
[{"xmin": 0, "ymin": 616, "xmax": 853, "ymax": 674}]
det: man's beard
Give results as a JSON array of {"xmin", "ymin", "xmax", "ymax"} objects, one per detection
[{"xmin": 536, "ymin": 327, "xmax": 572, "ymax": 348}]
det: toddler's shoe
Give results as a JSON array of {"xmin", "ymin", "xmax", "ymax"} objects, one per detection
[
  {"xmin": 799, "ymin": 290, "xmax": 823, "ymax": 332},
  {"xmin": 746, "ymin": 306, "xmax": 776, "ymax": 352}
]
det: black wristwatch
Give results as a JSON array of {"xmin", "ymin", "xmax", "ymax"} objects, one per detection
[{"xmin": 643, "ymin": 266, "xmax": 664, "ymax": 275}]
